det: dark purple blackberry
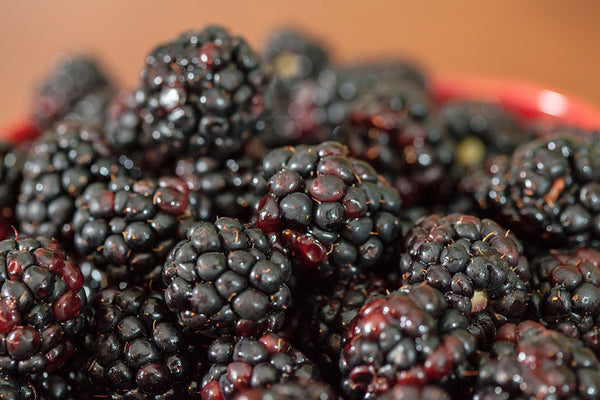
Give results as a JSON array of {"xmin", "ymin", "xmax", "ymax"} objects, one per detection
[
  {"xmin": 233, "ymin": 381, "xmax": 336, "ymax": 400},
  {"xmin": 256, "ymin": 141, "xmax": 402, "ymax": 279},
  {"xmin": 194, "ymin": 333, "xmax": 319, "ymax": 400},
  {"xmin": 531, "ymin": 247, "xmax": 600, "ymax": 356},
  {"xmin": 72, "ymin": 175, "xmax": 192, "ymax": 285},
  {"xmin": 474, "ymin": 321, "xmax": 600, "ymax": 399},
  {"xmin": 0, "ymin": 141, "xmax": 24, "ymax": 229},
  {"xmin": 0, "ymin": 236, "xmax": 86, "ymax": 374},
  {"xmin": 334, "ymin": 87, "xmax": 455, "ymax": 206},
  {"xmin": 175, "ymin": 153, "xmax": 267, "ymax": 224},
  {"xmin": 0, "ymin": 372, "xmax": 36, "ymax": 399},
  {"xmin": 31, "ymin": 55, "xmax": 113, "ymax": 132},
  {"xmin": 135, "ymin": 26, "xmax": 271, "ymax": 161},
  {"xmin": 163, "ymin": 218, "xmax": 292, "ymax": 337},
  {"xmin": 16, "ymin": 120, "xmax": 132, "ymax": 244},
  {"xmin": 462, "ymin": 135, "xmax": 600, "ymax": 249},
  {"xmin": 440, "ymin": 101, "xmax": 530, "ymax": 168},
  {"xmin": 339, "ymin": 284, "xmax": 476, "ymax": 400},
  {"xmin": 87, "ymin": 286, "xmax": 204, "ymax": 399},
  {"xmin": 378, "ymin": 385, "xmax": 451, "ymax": 400},
  {"xmin": 400, "ymin": 214, "xmax": 530, "ymax": 346}
]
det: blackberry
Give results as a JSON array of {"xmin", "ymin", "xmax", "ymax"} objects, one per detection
[
  {"xmin": 339, "ymin": 284, "xmax": 476, "ymax": 399},
  {"xmin": 0, "ymin": 141, "xmax": 24, "ymax": 233},
  {"xmin": 175, "ymin": 153, "xmax": 267, "ymax": 224},
  {"xmin": 0, "ymin": 372, "xmax": 36, "ymax": 399},
  {"xmin": 16, "ymin": 120, "xmax": 130, "ymax": 244},
  {"xmin": 194, "ymin": 333, "xmax": 319, "ymax": 400},
  {"xmin": 72, "ymin": 175, "xmax": 192, "ymax": 285},
  {"xmin": 474, "ymin": 321, "xmax": 600, "ymax": 399},
  {"xmin": 335, "ymin": 86, "xmax": 455, "ymax": 206},
  {"xmin": 400, "ymin": 214, "xmax": 530, "ymax": 345},
  {"xmin": 163, "ymin": 218, "xmax": 292, "ymax": 337},
  {"xmin": 256, "ymin": 141, "xmax": 402, "ymax": 279},
  {"xmin": 379, "ymin": 385, "xmax": 451, "ymax": 400},
  {"xmin": 462, "ymin": 135, "xmax": 600, "ymax": 248},
  {"xmin": 0, "ymin": 236, "xmax": 87, "ymax": 374},
  {"xmin": 31, "ymin": 55, "xmax": 113, "ymax": 132},
  {"xmin": 87, "ymin": 286, "xmax": 204, "ymax": 399},
  {"xmin": 136, "ymin": 26, "xmax": 271, "ymax": 161},
  {"xmin": 233, "ymin": 381, "xmax": 336, "ymax": 400},
  {"xmin": 531, "ymin": 247, "xmax": 600, "ymax": 356},
  {"xmin": 440, "ymin": 101, "xmax": 530, "ymax": 168}
]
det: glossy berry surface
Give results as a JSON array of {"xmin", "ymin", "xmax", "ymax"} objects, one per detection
[
  {"xmin": 163, "ymin": 218, "xmax": 292, "ymax": 337},
  {"xmin": 256, "ymin": 141, "xmax": 402, "ymax": 279},
  {"xmin": 195, "ymin": 333, "xmax": 319, "ymax": 400},
  {"xmin": 0, "ymin": 236, "xmax": 86, "ymax": 374},
  {"xmin": 233, "ymin": 381, "xmax": 336, "ymax": 400}
]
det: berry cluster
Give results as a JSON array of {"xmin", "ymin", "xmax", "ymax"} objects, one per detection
[{"xmin": 0, "ymin": 24, "xmax": 599, "ymax": 400}]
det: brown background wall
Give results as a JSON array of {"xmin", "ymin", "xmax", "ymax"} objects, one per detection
[{"xmin": 1, "ymin": 0, "xmax": 600, "ymax": 125}]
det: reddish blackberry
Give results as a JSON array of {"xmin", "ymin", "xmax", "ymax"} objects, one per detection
[
  {"xmin": 339, "ymin": 284, "xmax": 476, "ymax": 399},
  {"xmin": 334, "ymin": 86, "xmax": 455, "ymax": 206},
  {"xmin": 233, "ymin": 381, "xmax": 336, "ymax": 400},
  {"xmin": 175, "ymin": 154, "xmax": 267, "ymax": 224},
  {"xmin": 31, "ymin": 55, "xmax": 114, "ymax": 132},
  {"xmin": 72, "ymin": 175, "xmax": 192, "ymax": 285},
  {"xmin": 256, "ymin": 141, "xmax": 402, "ymax": 279},
  {"xmin": 136, "ymin": 26, "xmax": 271, "ymax": 160},
  {"xmin": 400, "ymin": 214, "xmax": 530, "ymax": 345},
  {"xmin": 16, "ymin": 121, "xmax": 131, "ymax": 244},
  {"xmin": 0, "ymin": 236, "xmax": 87, "ymax": 374},
  {"xmin": 87, "ymin": 285, "xmax": 204, "ymax": 399},
  {"xmin": 531, "ymin": 247, "xmax": 600, "ymax": 356},
  {"xmin": 379, "ymin": 385, "xmax": 451, "ymax": 400},
  {"xmin": 474, "ymin": 321, "xmax": 600, "ymax": 399},
  {"xmin": 440, "ymin": 101, "xmax": 530, "ymax": 168},
  {"xmin": 462, "ymin": 135, "xmax": 600, "ymax": 248},
  {"xmin": 0, "ymin": 141, "xmax": 24, "ymax": 231},
  {"xmin": 193, "ymin": 333, "xmax": 319, "ymax": 400},
  {"xmin": 163, "ymin": 218, "xmax": 292, "ymax": 337}
]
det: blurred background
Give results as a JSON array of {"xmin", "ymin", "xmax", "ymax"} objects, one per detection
[{"xmin": 2, "ymin": 0, "xmax": 600, "ymax": 125}]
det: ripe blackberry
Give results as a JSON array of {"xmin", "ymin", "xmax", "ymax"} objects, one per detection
[
  {"xmin": 136, "ymin": 26, "xmax": 271, "ymax": 160},
  {"xmin": 462, "ymin": 135, "xmax": 600, "ymax": 248},
  {"xmin": 31, "ymin": 55, "xmax": 113, "ymax": 132},
  {"xmin": 400, "ymin": 214, "xmax": 530, "ymax": 345},
  {"xmin": 256, "ymin": 141, "xmax": 402, "ymax": 279},
  {"xmin": 233, "ymin": 381, "xmax": 336, "ymax": 400},
  {"xmin": 194, "ymin": 333, "xmax": 319, "ymax": 400},
  {"xmin": 175, "ymin": 154, "xmax": 267, "ymax": 224},
  {"xmin": 339, "ymin": 284, "xmax": 476, "ymax": 399},
  {"xmin": 474, "ymin": 321, "xmax": 600, "ymax": 399},
  {"xmin": 378, "ymin": 385, "xmax": 451, "ymax": 400},
  {"xmin": 72, "ymin": 175, "xmax": 192, "ymax": 285},
  {"xmin": 163, "ymin": 218, "xmax": 292, "ymax": 337},
  {"xmin": 0, "ymin": 141, "xmax": 24, "ymax": 232},
  {"xmin": 0, "ymin": 236, "xmax": 87, "ymax": 374},
  {"xmin": 0, "ymin": 372, "xmax": 36, "ymax": 399},
  {"xmin": 87, "ymin": 286, "xmax": 204, "ymax": 399},
  {"xmin": 440, "ymin": 101, "xmax": 530, "ymax": 168},
  {"xmin": 16, "ymin": 120, "xmax": 131, "ymax": 244},
  {"xmin": 266, "ymin": 61, "xmax": 426, "ymax": 148},
  {"xmin": 531, "ymin": 247, "xmax": 600, "ymax": 356},
  {"xmin": 335, "ymin": 86, "xmax": 455, "ymax": 206}
]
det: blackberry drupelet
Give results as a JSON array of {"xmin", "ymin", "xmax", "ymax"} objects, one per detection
[
  {"xmin": 194, "ymin": 333, "xmax": 319, "ymax": 400},
  {"xmin": 474, "ymin": 321, "xmax": 600, "ymax": 399},
  {"xmin": 339, "ymin": 284, "xmax": 477, "ymax": 400},
  {"xmin": 531, "ymin": 247, "xmax": 600, "ymax": 356},
  {"xmin": 136, "ymin": 25, "xmax": 271, "ymax": 160},
  {"xmin": 0, "ymin": 236, "xmax": 87, "ymax": 374},
  {"xmin": 256, "ymin": 141, "xmax": 402, "ymax": 279},
  {"xmin": 175, "ymin": 154, "xmax": 267, "ymax": 224},
  {"xmin": 163, "ymin": 218, "xmax": 292, "ymax": 337},
  {"xmin": 335, "ymin": 86, "xmax": 455, "ymax": 206},
  {"xmin": 31, "ymin": 55, "xmax": 113, "ymax": 132},
  {"xmin": 462, "ymin": 135, "xmax": 600, "ymax": 248},
  {"xmin": 378, "ymin": 385, "xmax": 451, "ymax": 400},
  {"xmin": 72, "ymin": 175, "xmax": 192, "ymax": 285},
  {"xmin": 87, "ymin": 286, "xmax": 204, "ymax": 399},
  {"xmin": 0, "ymin": 141, "xmax": 24, "ymax": 233},
  {"xmin": 0, "ymin": 372, "xmax": 36, "ymax": 399},
  {"xmin": 440, "ymin": 101, "xmax": 530, "ymax": 168},
  {"xmin": 233, "ymin": 381, "xmax": 336, "ymax": 400},
  {"xmin": 400, "ymin": 214, "xmax": 530, "ymax": 345},
  {"xmin": 16, "ymin": 120, "xmax": 130, "ymax": 244}
]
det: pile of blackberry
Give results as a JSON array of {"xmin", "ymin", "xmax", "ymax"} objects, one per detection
[{"xmin": 3, "ymin": 24, "xmax": 600, "ymax": 399}]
